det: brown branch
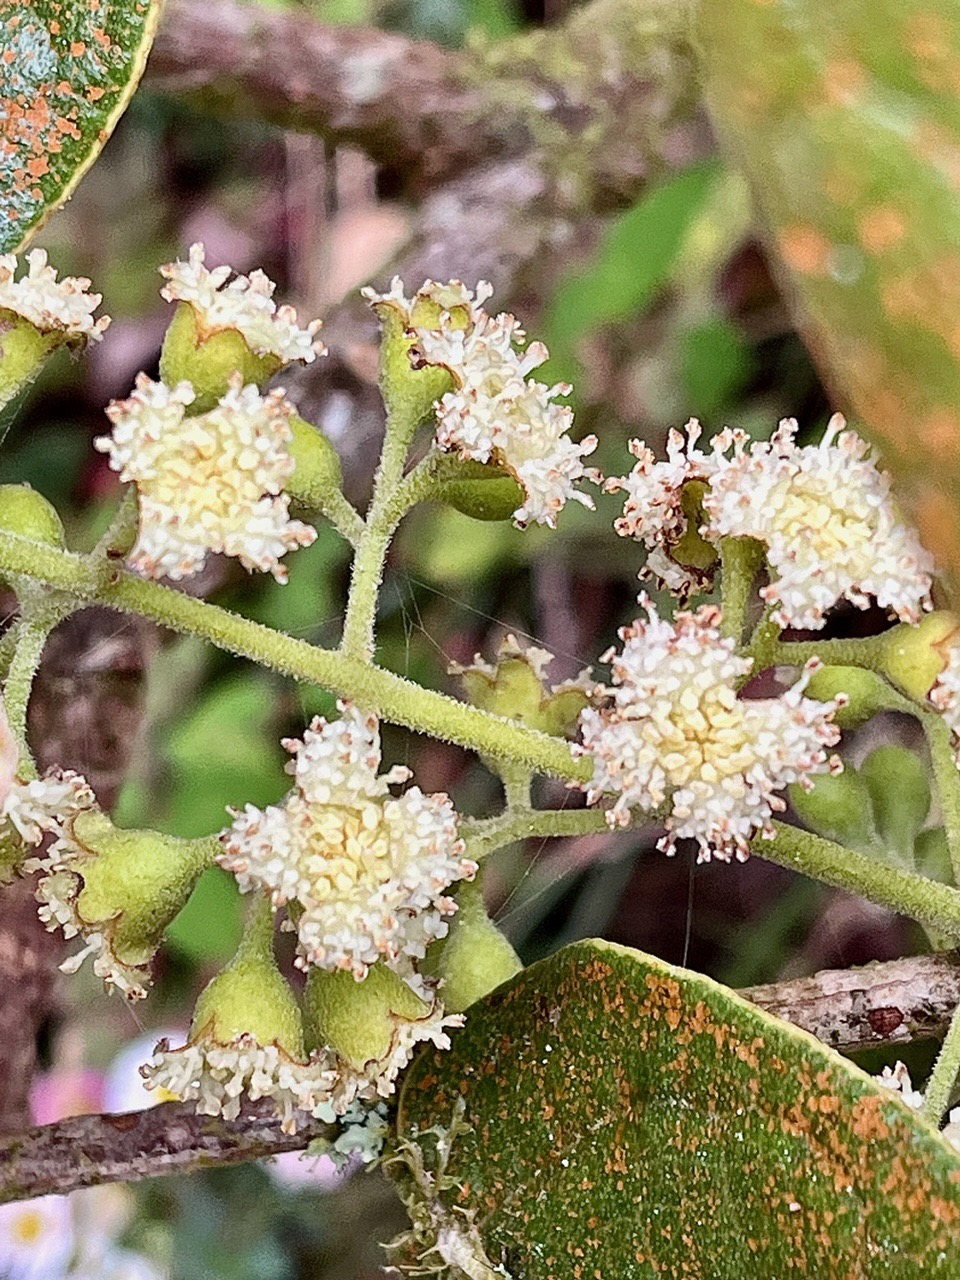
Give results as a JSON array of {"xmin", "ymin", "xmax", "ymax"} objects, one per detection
[
  {"xmin": 742, "ymin": 950, "xmax": 960, "ymax": 1054},
  {"xmin": 1, "ymin": 952, "xmax": 957, "ymax": 1204},
  {"xmin": 0, "ymin": 1100, "xmax": 334, "ymax": 1204},
  {"xmin": 148, "ymin": 0, "xmax": 705, "ymax": 199}
]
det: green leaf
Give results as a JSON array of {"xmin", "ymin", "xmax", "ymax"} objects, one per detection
[
  {"xmin": 696, "ymin": 0, "xmax": 960, "ymax": 588},
  {"xmin": 542, "ymin": 161, "xmax": 721, "ymax": 379},
  {"xmin": 1, "ymin": 0, "xmax": 162, "ymax": 252},
  {"xmin": 395, "ymin": 940, "xmax": 960, "ymax": 1278}
]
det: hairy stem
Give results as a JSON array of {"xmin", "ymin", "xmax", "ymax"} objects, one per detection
[
  {"xmin": 0, "ymin": 534, "xmax": 587, "ymax": 780},
  {"xmin": 2, "ymin": 604, "xmax": 71, "ymax": 779},
  {"xmin": 924, "ymin": 711, "xmax": 960, "ymax": 885},
  {"xmin": 719, "ymin": 537, "xmax": 763, "ymax": 644},
  {"xmin": 761, "ymin": 822, "xmax": 960, "ymax": 936},
  {"xmin": 923, "ymin": 1002, "xmax": 960, "ymax": 1125},
  {"xmin": 317, "ymin": 487, "xmax": 365, "ymax": 550}
]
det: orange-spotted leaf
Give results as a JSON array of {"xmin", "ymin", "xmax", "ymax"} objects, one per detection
[
  {"xmin": 1, "ymin": 0, "xmax": 162, "ymax": 252},
  {"xmin": 394, "ymin": 940, "xmax": 960, "ymax": 1278},
  {"xmin": 696, "ymin": 1, "xmax": 960, "ymax": 589}
]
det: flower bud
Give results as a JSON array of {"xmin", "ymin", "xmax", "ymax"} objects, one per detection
[
  {"xmin": 804, "ymin": 664, "xmax": 900, "ymax": 730},
  {"xmin": 35, "ymin": 810, "xmax": 213, "ymax": 999},
  {"xmin": 435, "ymin": 458, "xmax": 524, "ymax": 523},
  {"xmin": 363, "ymin": 286, "xmax": 452, "ymax": 432},
  {"xmin": 859, "ymin": 745, "xmax": 931, "ymax": 861},
  {"xmin": 159, "ymin": 302, "xmax": 282, "ymax": 413},
  {"xmin": 0, "ymin": 251, "xmax": 108, "ymax": 407},
  {"xmin": 789, "ymin": 769, "xmax": 877, "ymax": 852},
  {"xmin": 143, "ymin": 901, "xmax": 335, "ymax": 1130},
  {"xmin": 0, "ymin": 484, "xmax": 65, "ymax": 548},
  {"xmin": 303, "ymin": 963, "xmax": 460, "ymax": 1099},
  {"xmin": 880, "ymin": 612, "xmax": 960, "ymax": 702},
  {"xmin": 286, "ymin": 414, "xmax": 343, "ymax": 510},
  {"xmin": 451, "ymin": 634, "xmax": 589, "ymax": 739},
  {"xmin": 421, "ymin": 878, "xmax": 521, "ymax": 1013},
  {"xmin": 158, "ymin": 244, "xmax": 325, "ymax": 414}
]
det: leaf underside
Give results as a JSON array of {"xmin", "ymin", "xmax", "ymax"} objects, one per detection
[
  {"xmin": 1, "ymin": 0, "xmax": 162, "ymax": 253},
  {"xmin": 697, "ymin": 0, "xmax": 960, "ymax": 589},
  {"xmin": 396, "ymin": 940, "xmax": 960, "ymax": 1279}
]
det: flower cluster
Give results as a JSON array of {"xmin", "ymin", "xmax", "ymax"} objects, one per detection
[
  {"xmin": 0, "ymin": 249, "xmax": 110, "ymax": 342},
  {"xmin": 96, "ymin": 374, "xmax": 315, "ymax": 581},
  {"xmin": 160, "ymin": 242, "xmax": 326, "ymax": 366},
  {"xmin": 142, "ymin": 1034, "xmax": 338, "ymax": 1133},
  {"xmin": 218, "ymin": 701, "xmax": 476, "ymax": 977},
  {"xmin": 609, "ymin": 414, "xmax": 934, "ymax": 630},
  {"xmin": 367, "ymin": 277, "xmax": 600, "ymax": 527},
  {"xmin": 577, "ymin": 597, "xmax": 842, "ymax": 861}
]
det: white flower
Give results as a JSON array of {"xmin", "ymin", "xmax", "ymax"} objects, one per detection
[
  {"xmin": 0, "ymin": 1195, "xmax": 74, "ymax": 1280},
  {"xmin": 943, "ymin": 1107, "xmax": 960, "ymax": 1152},
  {"xmin": 5, "ymin": 770, "xmax": 94, "ymax": 850},
  {"xmin": 577, "ymin": 597, "xmax": 842, "ymax": 861},
  {"xmin": 606, "ymin": 418, "xmax": 721, "ymax": 598},
  {"xmin": 703, "ymin": 415, "xmax": 934, "ymax": 630},
  {"xmin": 0, "ymin": 249, "xmax": 109, "ymax": 342},
  {"xmin": 342, "ymin": 996, "xmax": 462, "ymax": 1102},
  {"xmin": 95, "ymin": 373, "xmax": 316, "ymax": 581},
  {"xmin": 877, "ymin": 1061, "xmax": 924, "ymax": 1110},
  {"xmin": 34, "ymin": 866, "xmax": 151, "ymax": 1000},
  {"xmin": 218, "ymin": 701, "xmax": 476, "ymax": 977},
  {"xmin": 142, "ymin": 1034, "xmax": 338, "ymax": 1135},
  {"xmin": 159, "ymin": 243, "xmax": 325, "ymax": 365},
  {"xmin": 367, "ymin": 277, "xmax": 599, "ymax": 527},
  {"xmin": 104, "ymin": 1030, "xmax": 186, "ymax": 1112}
]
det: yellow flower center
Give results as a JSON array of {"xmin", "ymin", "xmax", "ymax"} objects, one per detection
[{"xmin": 11, "ymin": 1209, "xmax": 46, "ymax": 1246}]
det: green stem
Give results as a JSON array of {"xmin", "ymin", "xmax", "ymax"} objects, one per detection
[
  {"xmin": 91, "ymin": 487, "xmax": 139, "ymax": 565},
  {"xmin": 3, "ymin": 610, "xmax": 60, "ymax": 779},
  {"xmin": 923, "ymin": 1002, "xmax": 960, "ymax": 1125},
  {"xmin": 461, "ymin": 806, "xmax": 612, "ymax": 860},
  {"xmin": 340, "ymin": 452, "xmax": 438, "ymax": 662},
  {"xmin": 317, "ymin": 488, "xmax": 365, "ymax": 550},
  {"xmin": 234, "ymin": 892, "xmax": 276, "ymax": 965},
  {"xmin": 719, "ymin": 536, "xmax": 763, "ymax": 643},
  {"xmin": 754, "ymin": 634, "xmax": 889, "ymax": 672},
  {"xmin": 923, "ymin": 711, "xmax": 960, "ymax": 885},
  {"xmin": 0, "ymin": 533, "xmax": 587, "ymax": 780},
  {"xmin": 760, "ymin": 821, "xmax": 960, "ymax": 936}
]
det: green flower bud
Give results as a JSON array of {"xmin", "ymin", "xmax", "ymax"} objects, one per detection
[
  {"xmin": 451, "ymin": 634, "xmax": 589, "ymax": 739},
  {"xmin": 159, "ymin": 302, "xmax": 283, "ymax": 414},
  {"xmin": 192, "ymin": 908, "xmax": 305, "ymax": 1056},
  {"xmin": 880, "ymin": 612, "xmax": 960, "ymax": 702},
  {"xmin": 789, "ymin": 769, "xmax": 877, "ymax": 852},
  {"xmin": 0, "ymin": 484, "xmax": 66, "ymax": 548},
  {"xmin": 303, "ymin": 962, "xmax": 428, "ymax": 1068},
  {"xmin": 859, "ymin": 745, "xmax": 931, "ymax": 861},
  {"xmin": 421, "ymin": 878, "xmax": 521, "ymax": 1013},
  {"xmin": 35, "ymin": 810, "xmax": 214, "ymax": 1000},
  {"xmin": 142, "ymin": 898, "xmax": 333, "ymax": 1129},
  {"xmin": 286, "ymin": 414, "xmax": 343, "ymax": 510},
  {"xmin": 436, "ymin": 458, "xmax": 524, "ymax": 523},
  {"xmin": 0, "ymin": 825, "xmax": 26, "ymax": 886},
  {"xmin": 365, "ymin": 292, "xmax": 453, "ymax": 433},
  {"xmin": 804, "ymin": 664, "xmax": 903, "ymax": 730}
]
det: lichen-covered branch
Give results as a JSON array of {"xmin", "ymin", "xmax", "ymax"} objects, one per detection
[
  {"xmin": 149, "ymin": 0, "xmax": 706, "ymax": 200},
  {"xmin": 743, "ymin": 951, "xmax": 960, "ymax": 1055},
  {"xmin": 0, "ymin": 1100, "xmax": 335, "ymax": 1204}
]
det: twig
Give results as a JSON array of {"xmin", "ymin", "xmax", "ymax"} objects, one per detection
[
  {"xmin": 149, "ymin": 0, "xmax": 705, "ymax": 200},
  {"xmin": 0, "ymin": 1100, "xmax": 335, "ymax": 1204},
  {"xmin": 742, "ymin": 951, "xmax": 960, "ymax": 1054}
]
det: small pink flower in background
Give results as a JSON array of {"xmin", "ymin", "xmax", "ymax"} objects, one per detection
[{"xmin": 29, "ymin": 1070, "xmax": 104, "ymax": 1126}]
